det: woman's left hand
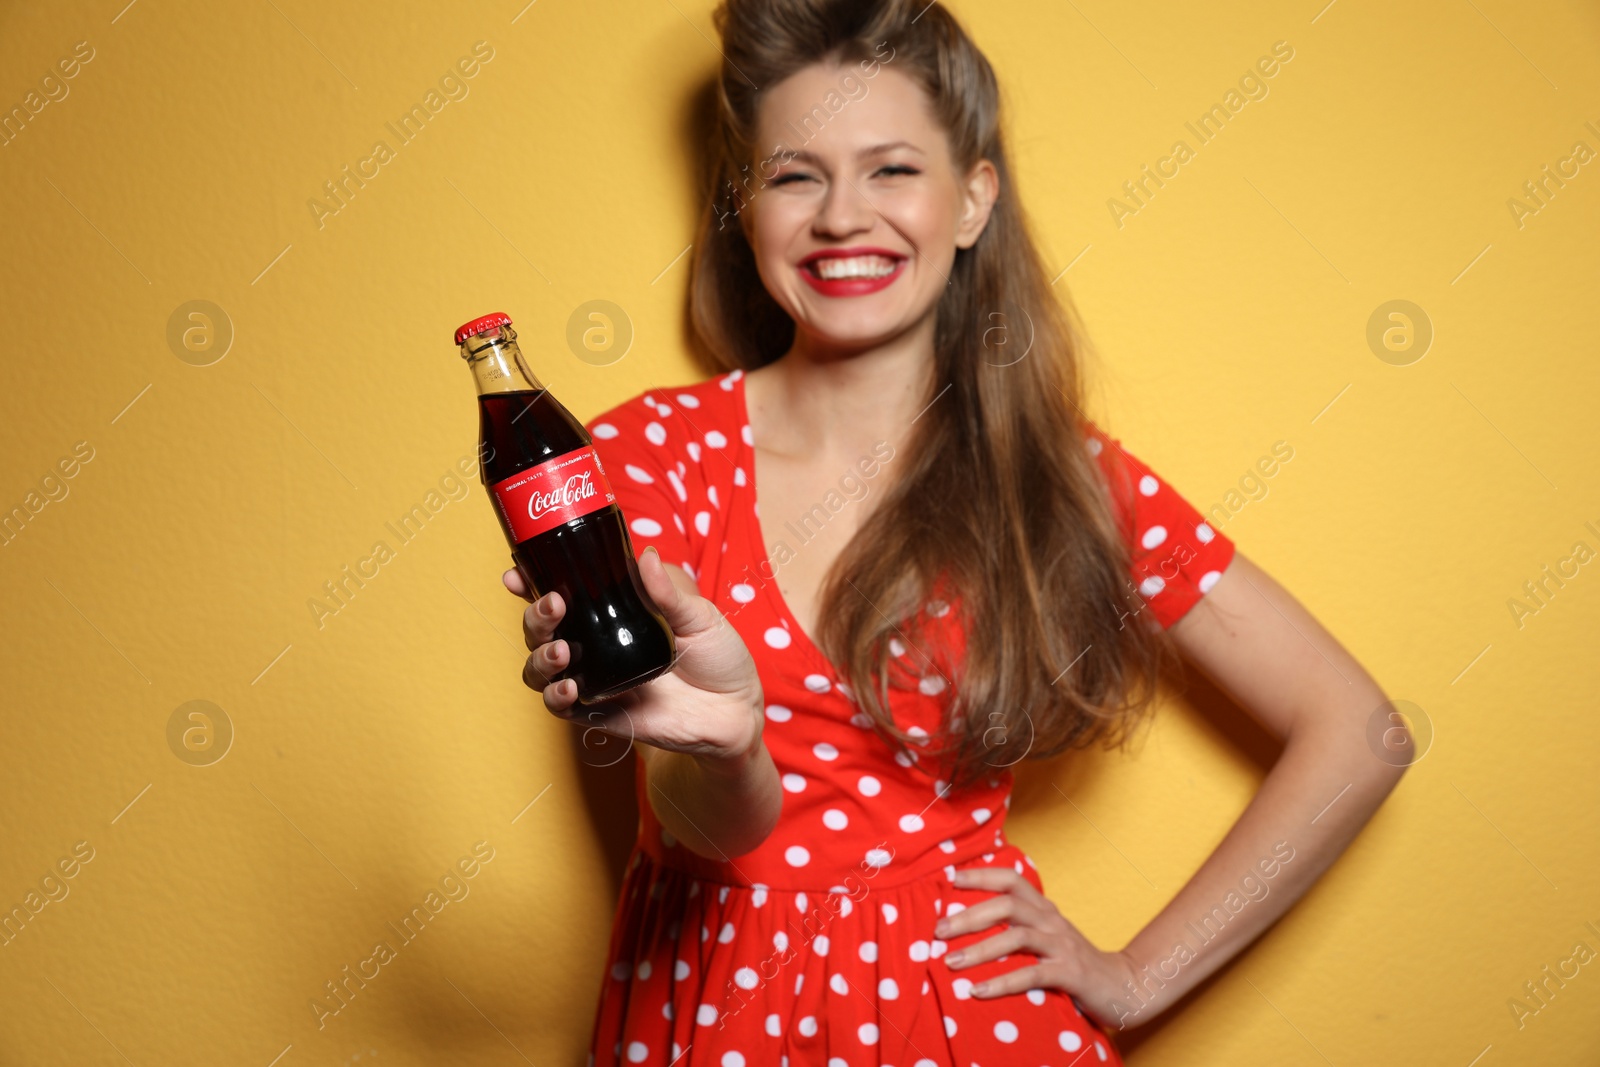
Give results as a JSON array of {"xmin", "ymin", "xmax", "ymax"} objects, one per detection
[{"xmin": 933, "ymin": 866, "xmax": 1143, "ymax": 1031}]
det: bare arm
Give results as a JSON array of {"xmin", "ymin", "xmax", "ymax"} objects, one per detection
[
  {"xmin": 1109, "ymin": 550, "xmax": 1409, "ymax": 1025},
  {"xmin": 507, "ymin": 550, "xmax": 782, "ymax": 860}
]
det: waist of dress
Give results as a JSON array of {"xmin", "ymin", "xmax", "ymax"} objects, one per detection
[{"xmin": 634, "ymin": 827, "xmax": 1023, "ymax": 893}]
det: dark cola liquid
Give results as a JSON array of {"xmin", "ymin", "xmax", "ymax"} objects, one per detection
[{"xmin": 479, "ymin": 389, "xmax": 676, "ymax": 703}]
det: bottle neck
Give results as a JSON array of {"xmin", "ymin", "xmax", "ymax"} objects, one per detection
[{"xmin": 461, "ymin": 326, "xmax": 543, "ymax": 394}]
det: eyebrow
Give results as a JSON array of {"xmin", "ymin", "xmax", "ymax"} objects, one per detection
[{"xmin": 780, "ymin": 141, "xmax": 925, "ymax": 166}]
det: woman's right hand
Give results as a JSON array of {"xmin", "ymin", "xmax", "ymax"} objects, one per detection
[{"xmin": 503, "ymin": 546, "xmax": 767, "ymax": 765}]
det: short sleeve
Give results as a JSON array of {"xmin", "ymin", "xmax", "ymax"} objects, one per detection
[
  {"xmin": 586, "ymin": 394, "xmax": 698, "ymax": 579},
  {"xmin": 1085, "ymin": 422, "xmax": 1236, "ymax": 629}
]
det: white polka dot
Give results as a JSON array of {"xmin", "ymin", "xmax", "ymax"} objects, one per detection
[
  {"xmin": 894, "ymin": 750, "xmax": 915, "ymax": 768},
  {"xmin": 798, "ymin": 1016, "xmax": 818, "ymax": 1037},
  {"xmin": 804, "ymin": 674, "xmax": 831, "ymax": 693},
  {"xmin": 1200, "ymin": 570, "xmax": 1223, "ymax": 593},
  {"xmin": 814, "ymin": 934, "xmax": 829, "ymax": 956},
  {"xmin": 1141, "ymin": 524, "xmax": 1168, "ymax": 550},
  {"xmin": 685, "ymin": 441, "xmax": 701, "ymax": 463},
  {"xmin": 624, "ymin": 464, "xmax": 654, "ymax": 484},
  {"xmin": 662, "ymin": 1001, "xmax": 674, "ymax": 1020},
  {"xmin": 859, "ymin": 940, "xmax": 878, "ymax": 962},
  {"xmin": 947, "ymin": 902, "xmax": 966, "ymax": 917},
  {"xmin": 878, "ymin": 977, "xmax": 899, "ymax": 999},
  {"xmin": 630, "ymin": 517, "xmax": 663, "ymax": 537},
  {"xmin": 695, "ymin": 511, "xmax": 711, "ymax": 536},
  {"xmin": 707, "ymin": 486, "xmax": 720, "ymax": 508},
  {"xmin": 592, "ymin": 422, "xmax": 619, "ymax": 439},
  {"xmin": 927, "ymin": 599, "xmax": 950, "ymax": 617},
  {"xmin": 909, "ymin": 940, "xmax": 930, "ymax": 962},
  {"xmin": 857, "ymin": 775, "xmax": 881, "ymax": 797},
  {"xmin": 918, "ymin": 675, "xmax": 947, "ymax": 696},
  {"xmin": 718, "ymin": 922, "xmax": 736, "ymax": 943},
  {"xmin": 972, "ymin": 807, "xmax": 992, "ymax": 825},
  {"xmin": 781, "ymin": 773, "xmax": 807, "ymax": 793},
  {"xmin": 785, "ymin": 845, "xmax": 810, "ymax": 867},
  {"xmin": 813, "ymin": 742, "xmax": 839, "ymax": 761},
  {"xmin": 676, "ymin": 393, "xmax": 701, "ymax": 408},
  {"xmin": 943, "ymin": 1016, "xmax": 957, "ymax": 1037},
  {"xmin": 773, "ymin": 930, "xmax": 786, "ymax": 951},
  {"xmin": 1138, "ymin": 474, "xmax": 1159, "ymax": 496},
  {"xmin": 721, "ymin": 1053, "xmax": 744, "ymax": 1067},
  {"xmin": 1196, "ymin": 522, "xmax": 1215, "ymax": 544},
  {"xmin": 675, "ymin": 959, "xmax": 690, "ymax": 980},
  {"xmin": 857, "ymin": 1023, "xmax": 879, "ymax": 1045},
  {"xmin": 765, "ymin": 704, "xmax": 791, "ymax": 722},
  {"xmin": 705, "ymin": 430, "xmax": 728, "ymax": 449},
  {"xmin": 899, "ymin": 813, "xmax": 925, "ymax": 832},
  {"xmin": 741, "ymin": 424, "xmax": 754, "ymax": 446},
  {"xmin": 1059, "ymin": 1030, "xmax": 1083, "ymax": 1052},
  {"xmin": 673, "ymin": 513, "xmax": 685, "ymax": 533},
  {"xmin": 796, "ymin": 892, "xmax": 807, "ymax": 912},
  {"xmin": 734, "ymin": 466, "xmax": 747, "ymax": 486},
  {"xmin": 1097, "ymin": 1041, "xmax": 1109, "ymax": 1061},
  {"xmin": 626, "ymin": 1041, "xmax": 648, "ymax": 1062},
  {"xmin": 822, "ymin": 809, "xmax": 849, "ymax": 831},
  {"xmin": 889, "ymin": 637, "xmax": 906, "ymax": 657},
  {"xmin": 611, "ymin": 961, "xmax": 631, "ymax": 980},
  {"xmin": 1140, "ymin": 575, "xmax": 1166, "ymax": 597},
  {"xmin": 645, "ymin": 422, "xmax": 667, "ymax": 446},
  {"xmin": 764, "ymin": 626, "xmax": 792, "ymax": 649},
  {"xmin": 765, "ymin": 1013, "xmax": 781, "ymax": 1036},
  {"xmin": 735, "ymin": 967, "xmax": 759, "ymax": 989},
  {"xmin": 665, "ymin": 470, "xmax": 687, "ymax": 502},
  {"xmin": 882, "ymin": 902, "xmax": 898, "ymax": 923},
  {"xmin": 1086, "ymin": 436, "xmax": 1103, "ymax": 456},
  {"xmin": 731, "ymin": 583, "xmax": 756, "ymax": 603},
  {"xmin": 864, "ymin": 848, "xmax": 893, "ymax": 868},
  {"xmin": 938, "ymin": 838, "xmax": 957, "ymax": 853},
  {"xmin": 952, "ymin": 978, "xmax": 974, "ymax": 1000},
  {"xmin": 995, "ymin": 1020, "xmax": 1019, "ymax": 1043},
  {"xmin": 829, "ymin": 972, "xmax": 848, "ymax": 995},
  {"xmin": 696, "ymin": 1004, "xmax": 718, "ymax": 1026},
  {"xmin": 849, "ymin": 712, "xmax": 874, "ymax": 729},
  {"xmin": 1027, "ymin": 988, "xmax": 1046, "ymax": 1005}
]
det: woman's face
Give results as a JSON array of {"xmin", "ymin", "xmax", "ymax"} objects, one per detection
[{"xmin": 741, "ymin": 61, "xmax": 997, "ymax": 356}]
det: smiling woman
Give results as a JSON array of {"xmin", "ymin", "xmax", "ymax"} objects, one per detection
[{"xmin": 499, "ymin": 0, "xmax": 1408, "ymax": 1064}]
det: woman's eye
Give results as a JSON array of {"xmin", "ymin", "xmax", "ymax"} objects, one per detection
[
  {"xmin": 875, "ymin": 164, "xmax": 919, "ymax": 177},
  {"xmin": 773, "ymin": 173, "xmax": 812, "ymax": 185}
]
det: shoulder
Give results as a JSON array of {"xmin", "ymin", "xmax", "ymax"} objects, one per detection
[{"xmin": 585, "ymin": 370, "xmax": 746, "ymax": 447}]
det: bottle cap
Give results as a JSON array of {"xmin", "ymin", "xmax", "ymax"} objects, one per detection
[{"xmin": 454, "ymin": 312, "xmax": 513, "ymax": 345}]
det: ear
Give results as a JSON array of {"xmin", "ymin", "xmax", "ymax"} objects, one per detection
[{"xmin": 954, "ymin": 158, "xmax": 999, "ymax": 250}]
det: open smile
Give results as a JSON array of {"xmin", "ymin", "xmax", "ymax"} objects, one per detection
[{"xmin": 796, "ymin": 246, "xmax": 909, "ymax": 297}]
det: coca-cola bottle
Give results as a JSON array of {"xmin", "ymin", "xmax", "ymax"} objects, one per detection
[{"xmin": 455, "ymin": 312, "xmax": 676, "ymax": 703}]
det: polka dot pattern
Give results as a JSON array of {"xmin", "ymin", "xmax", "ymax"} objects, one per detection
[{"xmin": 576, "ymin": 373, "xmax": 1225, "ymax": 1065}]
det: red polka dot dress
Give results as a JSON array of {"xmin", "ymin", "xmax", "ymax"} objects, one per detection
[{"xmin": 582, "ymin": 370, "xmax": 1236, "ymax": 1067}]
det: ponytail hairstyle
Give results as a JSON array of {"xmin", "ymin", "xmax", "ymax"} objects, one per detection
[{"xmin": 691, "ymin": 0, "xmax": 1175, "ymax": 790}]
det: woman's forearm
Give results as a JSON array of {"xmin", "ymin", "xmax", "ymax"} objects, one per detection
[
  {"xmin": 1109, "ymin": 709, "xmax": 1407, "ymax": 1028},
  {"xmin": 641, "ymin": 737, "xmax": 783, "ymax": 860}
]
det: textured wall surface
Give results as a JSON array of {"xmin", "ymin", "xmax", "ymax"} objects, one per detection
[{"xmin": 1, "ymin": 1, "xmax": 1597, "ymax": 1064}]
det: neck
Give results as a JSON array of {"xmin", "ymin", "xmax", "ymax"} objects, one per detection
[
  {"xmin": 466, "ymin": 337, "xmax": 542, "ymax": 395},
  {"xmin": 751, "ymin": 314, "xmax": 938, "ymax": 460}
]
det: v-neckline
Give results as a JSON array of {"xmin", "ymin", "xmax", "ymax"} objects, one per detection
[{"xmin": 733, "ymin": 370, "xmax": 837, "ymax": 676}]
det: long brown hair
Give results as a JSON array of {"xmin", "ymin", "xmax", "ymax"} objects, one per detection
[{"xmin": 691, "ymin": 0, "xmax": 1175, "ymax": 790}]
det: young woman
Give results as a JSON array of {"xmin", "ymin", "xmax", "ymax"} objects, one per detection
[{"xmin": 502, "ymin": 1, "xmax": 1407, "ymax": 1063}]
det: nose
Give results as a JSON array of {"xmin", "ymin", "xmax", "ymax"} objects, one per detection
[{"xmin": 814, "ymin": 175, "xmax": 878, "ymax": 238}]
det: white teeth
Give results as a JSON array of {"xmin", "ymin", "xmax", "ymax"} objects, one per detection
[{"xmin": 811, "ymin": 254, "xmax": 899, "ymax": 280}]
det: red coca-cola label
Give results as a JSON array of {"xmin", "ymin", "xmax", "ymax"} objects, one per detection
[{"xmin": 490, "ymin": 445, "xmax": 616, "ymax": 542}]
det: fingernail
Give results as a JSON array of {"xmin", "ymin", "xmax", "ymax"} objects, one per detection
[
  {"xmin": 971, "ymin": 980, "xmax": 988, "ymax": 995},
  {"xmin": 945, "ymin": 950, "xmax": 965, "ymax": 967},
  {"xmin": 933, "ymin": 921, "xmax": 949, "ymax": 937}
]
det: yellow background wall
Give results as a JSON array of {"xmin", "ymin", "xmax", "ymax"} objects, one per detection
[{"xmin": 2, "ymin": 1, "xmax": 1597, "ymax": 1064}]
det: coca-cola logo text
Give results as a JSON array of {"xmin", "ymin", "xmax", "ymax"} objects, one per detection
[{"xmin": 527, "ymin": 471, "xmax": 596, "ymax": 520}]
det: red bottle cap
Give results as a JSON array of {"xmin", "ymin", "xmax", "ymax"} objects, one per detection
[{"xmin": 454, "ymin": 312, "xmax": 513, "ymax": 345}]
